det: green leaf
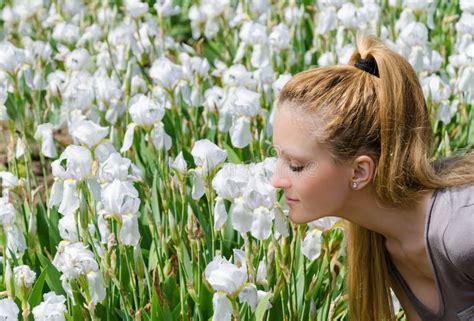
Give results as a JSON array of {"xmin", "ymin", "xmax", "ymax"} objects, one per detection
[
  {"xmin": 28, "ymin": 266, "xmax": 47, "ymax": 308},
  {"xmin": 151, "ymin": 288, "xmax": 173, "ymax": 321},
  {"xmin": 179, "ymin": 242, "xmax": 193, "ymax": 282},
  {"xmin": 72, "ymin": 302, "xmax": 84, "ymax": 320},
  {"xmin": 317, "ymin": 292, "xmax": 332, "ymax": 321},
  {"xmin": 36, "ymin": 252, "xmax": 65, "ymax": 295},
  {"xmin": 223, "ymin": 142, "xmax": 241, "ymax": 164}
]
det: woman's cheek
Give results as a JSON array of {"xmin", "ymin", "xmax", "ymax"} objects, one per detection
[{"xmin": 300, "ymin": 166, "xmax": 346, "ymax": 216}]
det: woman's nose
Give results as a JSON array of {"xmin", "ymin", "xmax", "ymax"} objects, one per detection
[{"xmin": 271, "ymin": 164, "xmax": 291, "ymax": 189}]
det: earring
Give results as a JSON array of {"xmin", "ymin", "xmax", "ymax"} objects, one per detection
[{"xmin": 351, "ymin": 181, "xmax": 359, "ymax": 190}]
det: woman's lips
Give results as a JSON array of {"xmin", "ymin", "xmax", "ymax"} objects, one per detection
[{"xmin": 285, "ymin": 196, "xmax": 299, "ymax": 204}]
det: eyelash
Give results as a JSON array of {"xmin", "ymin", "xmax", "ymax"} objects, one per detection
[
  {"xmin": 275, "ymin": 155, "xmax": 305, "ymax": 172},
  {"xmin": 289, "ymin": 164, "xmax": 304, "ymax": 172}
]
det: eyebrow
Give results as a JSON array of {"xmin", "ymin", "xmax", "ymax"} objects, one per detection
[{"xmin": 274, "ymin": 146, "xmax": 311, "ymax": 160}]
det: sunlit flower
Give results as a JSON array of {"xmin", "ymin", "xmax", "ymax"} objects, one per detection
[
  {"xmin": 34, "ymin": 123, "xmax": 57, "ymax": 158},
  {"xmin": 149, "ymin": 57, "xmax": 183, "ymax": 89},
  {"xmin": 0, "ymin": 298, "xmax": 19, "ymax": 320},
  {"xmin": 230, "ymin": 197, "xmax": 253, "ymax": 235},
  {"xmin": 0, "ymin": 41, "xmax": 25, "ymax": 73},
  {"xmin": 52, "ymin": 22, "xmax": 80, "ymax": 45},
  {"xmin": 13, "ymin": 264, "xmax": 36, "ymax": 290},
  {"xmin": 205, "ymin": 255, "xmax": 247, "ymax": 295},
  {"xmin": 49, "ymin": 145, "xmax": 93, "ymax": 216},
  {"xmin": 212, "ymin": 159, "xmax": 280, "ymax": 239},
  {"xmin": 269, "ymin": 23, "xmax": 290, "ymax": 51},
  {"xmin": 58, "ymin": 215, "xmax": 79, "ymax": 242},
  {"xmin": 0, "ymin": 171, "xmax": 19, "ymax": 191},
  {"xmin": 403, "ymin": 0, "xmax": 435, "ymax": 28},
  {"xmin": 121, "ymin": 94, "xmax": 171, "ymax": 153},
  {"xmin": 191, "ymin": 139, "xmax": 227, "ymax": 174},
  {"xmin": 125, "ymin": 0, "xmax": 148, "ymax": 18},
  {"xmin": 191, "ymin": 168, "xmax": 206, "ymax": 200},
  {"xmin": 240, "ymin": 21, "xmax": 267, "ymax": 45},
  {"xmin": 154, "ymin": 0, "xmax": 180, "ymax": 17},
  {"xmin": 5, "ymin": 224, "xmax": 27, "ymax": 259},
  {"xmin": 100, "ymin": 179, "xmax": 139, "ymax": 217},
  {"xmin": 315, "ymin": 7, "xmax": 337, "ymax": 34},
  {"xmin": 395, "ymin": 9, "xmax": 416, "ymax": 33},
  {"xmin": 170, "ymin": 151, "xmax": 187, "ymax": 175},
  {"xmin": 337, "ymin": 3, "xmax": 360, "ymax": 29},
  {"xmin": 69, "ymin": 119, "xmax": 109, "ymax": 148},
  {"xmin": 221, "ymin": 64, "xmax": 255, "ymax": 89},
  {"xmin": 422, "ymin": 74, "xmax": 451, "ymax": 104},
  {"xmin": 238, "ymin": 284, "xmax": 271, "ymax": 312},
  {"xmin": 0, "ymin": 196, "xmax": 16, "ymax": 226},
  {"xmin": 64, "ymin": 48, "xmax": 90, "ymax": 71},
  {"xmin": 256, "ymin": 260, "xmax": 267, "ymax": 284},
  {"xmin": 309, "ymin": 216, "xmax": 340, "ymax": 231},
  {"xmin": 129, "ymin": 94, "xmax": 165, "ymax": 128},
  {"xmin": 150, "ymin": 122, "xmax": 172, "ymax": 151},
  {"xmin": 14, "ymin": 137, "xmax": 25, "ymax": 159},
  {"xmin": 214, "ymin": 196, "xmax": 227, "ymax": 230},
  {"xmin": 272, "ymin": 73, "xmax": 292, "ymax": 97},
  {"xmin": 301, "ymin": 229, "xmax": 322, "ymax": 261},
  {"xmin": 60, "ymin": 72, "xmax": 95, "ymax": 111},
  {"xmin": 212, "ymin": 163, "xmax": 249, "ymax": 200},
  {"xmin": 250, "ymin": 206, "xmax": 275, "ymax": 240},
  {"xmin": 32, "ymin": 292, "xmax": 67, "ymax": 321},
  {"xmin": 212, "ymin": 292, "xmax": 232, "ymax": 321},
  {"xmin": 230, "ymin": 116, "xmax": 251, "ymax": 148},
  {"xmin": 189, "ymin": 0, "xmax": 230, "ymax": 39},
  {"xmin": 399, "ymin": 22, "xmax": 428, "ymax": 47},
  {"xmin": 98, "ymin": 152, "xmax": 143, "ymax": 183},
  {"xmin": 51, "ymin": 145, "xmax": 92, "ymax": 181},
  {"xmin": 301, "ymin": 217, "xmax": 339, "ymax": 261},
  {"xmin": 457, "ymin": 66, "xmax": 474, "ymax": 104},
  {"xmin": 220, "ymin": 87, "xmax": 260, "ymax": 148},
  {"xmin": 53, "ymin": 241, "xmax": 105, "ymax": 305},
  {"xmin": 94, "ymin": 69, "xmax": 122, "ymax": 107},
  {"xmin": 97, "ymin": 179, "xmax": 141, "ymax": 246}
]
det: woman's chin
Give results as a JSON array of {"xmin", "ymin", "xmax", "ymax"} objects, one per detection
[{"xmin": 288, "ymin": 208, "xmax": 314, "ymax": 224}]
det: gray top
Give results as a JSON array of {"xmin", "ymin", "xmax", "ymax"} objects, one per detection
[{"xmin": 388, "ymin": 183, "xmax": 474, "ymax": 321}]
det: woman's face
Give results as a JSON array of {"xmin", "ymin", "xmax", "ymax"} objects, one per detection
[{"xmin": 271, "ymin": 105, "xmax": 352, "ymax": 224}]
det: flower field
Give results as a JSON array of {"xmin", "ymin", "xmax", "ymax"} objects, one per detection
[{"xmin": 0, "ymin": 0, "xmax": 473, "ymax": 320}]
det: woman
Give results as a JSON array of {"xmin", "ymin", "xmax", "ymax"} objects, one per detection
[{"xmin": 270, "ymin": 35, "xmax": 474, "ymax": 321}]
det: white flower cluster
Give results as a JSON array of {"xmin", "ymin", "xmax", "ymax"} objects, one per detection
[
  {"xmin": 45, "ymin": 120, "xmax": 143, "ymax": 306},
  {"xmin": 121, "ymin": 93, "xmax": 171, "ymax": 153},
  {"xmin": 450, "ymin": 0, "xmax": 474, "ymax": 105},
  {"xmin": 301, "ymin": 217, "xmax": 341, "ymax": 261},
  {"xmin": 189, "ymin": 139, "xmax": 228, "ymax": 200},
  {"xmin": 32, "ymin": 292, "xmax": 68, "ymax": 321},
  {"xmin": 48, "ymin": 137, "xmax": 142, "ymax": 245},
  {"xmin": 13, "ymin": 265, "xmax": 36, "ymax": 290},
  {"xmin": 0, "ymin": 298, "xmax": 19, "ymax": 320},
  {"xmin": 205, "ymin": 249, "xmax": 271, "ymax": 321},
  {"xmin": 0, "ymin": 172, "xmax": 26, "ymax": 260},
  {"xmin": 53, "ymin": 241, "xmax": 105, "ymax": 305},
  {"xmin": 212, "ymin": 157, "xmax": 288, "ymax": 240}
]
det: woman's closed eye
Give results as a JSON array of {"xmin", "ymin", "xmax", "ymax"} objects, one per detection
[{"xmin": 289, "ymin": 164, "xmax": 305, "ymax": 172}]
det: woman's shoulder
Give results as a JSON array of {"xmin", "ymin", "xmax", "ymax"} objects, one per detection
[
  {"xmin": 436, "ymin": 182, "xmax": 474, "ymax": 208},
  {"xmin": 440, "ymin": 184, "xmax": 474, "ymax": 281}
]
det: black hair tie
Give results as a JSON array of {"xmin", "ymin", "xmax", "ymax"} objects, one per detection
[{"xmin": 354, "ymin": 58, "xmax": 379, "ymax": 77}]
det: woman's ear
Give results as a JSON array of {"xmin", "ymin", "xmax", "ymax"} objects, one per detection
[{"xmin": 351, "ymin": 155, "xmax": 375, "ymax": 189}]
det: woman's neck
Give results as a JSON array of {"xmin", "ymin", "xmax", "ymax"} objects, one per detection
[{"xmin": 339, "ymin": 187, "xmax": 435, "ymax": 259}]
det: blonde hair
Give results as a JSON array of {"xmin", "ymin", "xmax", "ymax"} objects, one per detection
[{"xmin": 277, "ymin": 35, "xmax": 474, "ymax": 320}]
